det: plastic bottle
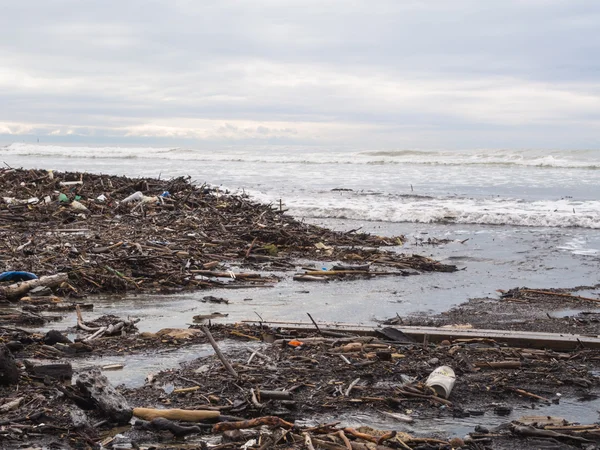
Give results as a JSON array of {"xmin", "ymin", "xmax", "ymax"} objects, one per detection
[{"xmin": 425, "ymin": 365, "xmax": 456, "ymax": 398}]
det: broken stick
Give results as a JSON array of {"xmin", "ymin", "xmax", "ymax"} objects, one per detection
[{"xmin": 201, "ymin": 326, "xmax": 238, "ymax": 378}]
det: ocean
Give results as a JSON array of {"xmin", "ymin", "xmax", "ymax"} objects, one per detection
[{"xmin": 2, "ymin": 143, "xmax": 599, "ymax": 324}]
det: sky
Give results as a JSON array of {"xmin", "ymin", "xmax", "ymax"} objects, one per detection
[{"xmin": 1, "ymin": 0, "xmax": 599, "ymax": 149}]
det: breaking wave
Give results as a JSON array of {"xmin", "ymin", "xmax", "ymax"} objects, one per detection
[{"xmin": 2, "ymin": 143, "xmax": 599, "ymax": 169}]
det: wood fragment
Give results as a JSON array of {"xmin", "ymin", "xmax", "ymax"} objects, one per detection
[
  {"xmin": 0, "ymin": 273, "xmax": 68, "ymax": 300},
  {"xmin": 133, "ymin": 407, "xmax": 219, "ymax": 422},
  {"xmin": 509, "ymin": 387, "xmax": 551, "ymax": 403},
  {"xmin": 201, "ymin": 326, "xmax": 239, "ymax": 379},
  {"xmin": 520, "ymin": 289, "xmax": 600, "ymax": 303},
  {"xmin": 213, "ymin": 416, "xmax": 294, "ymax": 432},
  {"xmin": 345, "ymin": 377, "xmax": 361, "ymax": 397}
]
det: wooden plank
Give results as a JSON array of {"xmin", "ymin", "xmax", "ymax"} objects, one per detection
[{"xmin": 240, "ymin": 320, "xmax": 600, "ymax": 351}]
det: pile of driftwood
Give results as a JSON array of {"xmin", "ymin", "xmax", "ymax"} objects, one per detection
[{"xmin": 0, "ymin": 168, "xmax": 456, "ymax": 299}]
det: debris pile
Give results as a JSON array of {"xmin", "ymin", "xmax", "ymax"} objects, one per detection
[
  {"xmin": 2, "ymin": 317, "xmax": 600, "ymax": 448},
  {"xmin": 401, "ymin": 285, "xmax": 600, "ymax": 335},
  {"xmin": 0, "ymin": 168, "xmax": 456, "ymax": 299}
]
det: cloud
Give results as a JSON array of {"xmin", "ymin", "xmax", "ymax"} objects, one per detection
[{"xmin": 1, "ymin": 0, "xmax": 599, "ymax": 148}]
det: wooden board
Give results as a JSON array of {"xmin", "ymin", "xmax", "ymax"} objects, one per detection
[{"xmin": 240, "ymin": 320, "xmax": 600, "ymax": 351}]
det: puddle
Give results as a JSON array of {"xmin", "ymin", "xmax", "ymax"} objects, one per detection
[
  {"xmin": 70, "ymin": 344, "xmax": 214, "ymax": 388},
  {"xmin": 66, "ymin": 340, "xmax": 264, "ymax": 388},
  {"xmin": 303, "ymin": 398, "xmax": 600, "ymax": 438}
]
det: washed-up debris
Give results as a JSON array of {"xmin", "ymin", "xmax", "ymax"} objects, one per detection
[
  {"xmin": 402, "ymin": 284, "xmax": 600, "ymax": 336},
  {"xmin": 0, "ymin": 271, "xmax": 38, "ymax": 282},
  {"xmin": 1, "ymin": 319, "xmax": 600, "ymax": 448},
  {"xmin": 0, "ymin": 168, "xmax": 456, "ymax": 300}
]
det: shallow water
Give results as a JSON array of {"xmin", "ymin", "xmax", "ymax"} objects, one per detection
[{"xmin": 299, "ymin": 397, "xmax": 600, "ymax": 438}]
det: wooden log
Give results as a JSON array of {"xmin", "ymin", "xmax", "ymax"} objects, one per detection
[
  {"xmin": 24, "ymin": 361, "xmax": 73, "ymax": 380},
  {"xmin": 133, "ymin": 407, "xmax": 219, "ymax": 422},
  {"xmin": 76, "ymin": 369, "xmax": 132, "ymax": 424},
  {"xmin": 0, "ymin": 273, "xmax": 68, "ymax": 300},
  {"xmin": 0, "ymin": 344, "xmax": 19, "ymax": 385}
]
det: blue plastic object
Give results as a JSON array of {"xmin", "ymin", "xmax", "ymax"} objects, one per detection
[{"xmin": 0, "ymin": 271, "xmax": 38, "ymax": 282}]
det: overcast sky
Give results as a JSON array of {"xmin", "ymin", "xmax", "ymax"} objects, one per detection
[{"xmin": 1, "ymin": 0, "xmax": 599, "ymax": 149}]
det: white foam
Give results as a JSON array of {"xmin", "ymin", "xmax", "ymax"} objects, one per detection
[
  {"xmin": 3, "ymin": 143, "xmax": 599, "ymax": 169},
  {"xmin": 285, "ymin": 196, "xmax": 600, "ymax": 229}
]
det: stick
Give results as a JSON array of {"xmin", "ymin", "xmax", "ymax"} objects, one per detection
[
  {"xmin": 304, "ymin": 432, "xmax": 316, "ymax": 450},
  {"xmin": 338, "ymin": 430, "xmax": 352, "ymax": 450},
  {"xmin": 509, "ymin": 387, "xmax": 551, "ymax": 403},
  {"xmin": 245, "ymin": 237, "xmax": 258, "ymax": 258},
  {"xmin": 520, "ymin": 289, "xmax": 600, "ymax": 303},
  {"xmin": 212, "ymin": 416, "xmax": 294, "ymax": 432},
  {"xmin": 83, "ymin": 326, "xmax": 106, "ymax": 342},
  {"xmin": 345, "ymin": 378, "xmax": 361, "ymax": 397},
  {"xmin": 201, "ymin": 326, "xmax": 238, "ymax": 378},
  {"xmin": 344, "ymin": 428, "xmax": 395, "ymax": 444},
  {"xmin": 250, "ymin": 388, "xmax": 263, "ymax": 408},
  {"xmin": 76, "ymin": 305, "xmax": 101, "ymax": 332},
  {"xmin": 395, "ymin": 390, "xmax": 453, "ymax": 406},
  {"xmin": 475, "ymin": 360, "xmax": 521, "ymax": 369},
  {"xmin": 307, "ymin": 312, "xmax": 323, "ymax": 336}
]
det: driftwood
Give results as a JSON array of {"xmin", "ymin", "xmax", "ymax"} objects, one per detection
[
  {"xmin": 0, "ymin": 273, "xmax": 68, "ymax": 300},
  {"xmin": 257, "ymin": 389, "xmax": 293, "ymax": 401},
  {"xmin": 213, "ymin": 416, "xmax": 294, "ymax": 432},
  {"xmin": 76, "ymin": 369, "xmax": 132, "ymax": 424},
  {"xmin": 475, "ymin": 360, "xmax": 522, "ymax": 369},
  {"xmin": 135, "ymin": 417, "xmax": 205, "ymax": 437},
  {"xmin": 511, "ymin": 424, "xmax": 590, "ymax": 442},
  {"xmin": 133, "ymin": 407, "xmax": 219, "ymax": 422},
  {"xmin": 24, "ymin": 361, "xmax": 73, "ymax": 381},
  {"xmin": 0, "ymin": 344, "xmax": 19, "ymax": 385},
  {"xmin": 201, "ymin": 326, "xmax": 238, "ymax": 378}
]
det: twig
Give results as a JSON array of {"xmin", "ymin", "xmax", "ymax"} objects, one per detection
[
  {"xmin": 303, "ymin": 432, "xmax": 316, "ymax": 450},
  {"xmin": 250, "ymin": 388, "xmax": 263, "ymax": 408},
  {"xmin": 520, "ymin": 289, "xmax": 600, "ymax": 303},
  {"xmin": 339, "ymin": 355, "xmax": 351, "ymax": 365},
  {"xmin": 337, "ymin": 430, "xmax": 352, "ymax": 450},
  {"xmin": 75, "ymin": 304, "xmax": 101, "ymax": 332},
  {"xmin": 245, "ymin": 237, "xmax": 258, "ymax": 258},
  {"xmin": 201, "ymin": 326, "xmax": 238, "ymax": 379},
  {"xmin": 345, "ymin": 377, "xmax": 361, "ymax": 397},
  {"xmin": 307, "ymin": 312, "xmax": 323, "ymax": 336}
]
